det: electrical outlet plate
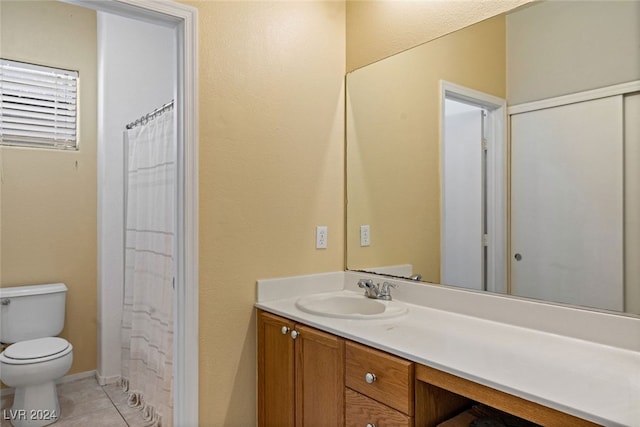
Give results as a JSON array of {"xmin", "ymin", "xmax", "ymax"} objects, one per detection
[
  {"xmin": 316, "ymin": 226, "xmax": 328, "ymax": 249},
  {"xmin": 360, "ymin": 225, "xmax": 370, "ymax": 247}
]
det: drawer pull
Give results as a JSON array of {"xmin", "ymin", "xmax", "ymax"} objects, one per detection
[
  {"xmin": 281, "ymin": 326, "xmax": 290, "ymax": 335},
  {"xmin": 291, "ymin": 330, "xmax": 300, "ymax": 339},
  {"xmin": 365, "ymin": 372, "xmax": 377, "ymax": 384},
  {"xmin": 366, "ymin": 424, "xmax": 376, "ymax": 427}
]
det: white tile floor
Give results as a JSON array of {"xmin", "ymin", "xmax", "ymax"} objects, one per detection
[{"xmin": 1, "ymin": 377, "xmax": 147, "ymax": 427}]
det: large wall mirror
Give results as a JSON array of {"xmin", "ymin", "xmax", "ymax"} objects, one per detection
[{"xmin": 346, "ymin": 0, "xmax": 640, "ymax": 316}]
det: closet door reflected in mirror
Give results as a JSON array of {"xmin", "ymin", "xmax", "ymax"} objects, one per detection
[{"xmin": 511, "ymin": 95, "xmax": 624, "ymax": 312}]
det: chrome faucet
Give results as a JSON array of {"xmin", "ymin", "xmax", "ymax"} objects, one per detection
[
  {"xmin": 379, "ymin": 282, "xmax": 397, "ymax": 300},
  {"xmin": 357, "ymin": 279, "xmax": 397, "ymax": 300},
  {"xmin": 357, "ymin": 279, "xmax": 380, "ymax": 299}
]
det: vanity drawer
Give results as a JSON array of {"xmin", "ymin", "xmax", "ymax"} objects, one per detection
[
  {"xmin": 345, "ymin": 341, "xmax": 414, "ymax": 415},
  {"xmin": 345, "ymin": 388, "xmax": 413, "ymax": 427}
]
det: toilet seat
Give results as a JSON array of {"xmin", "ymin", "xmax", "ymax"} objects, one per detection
[{"xmin": 0, "ymin": 337, "xmax": 72, "ymax": 365}]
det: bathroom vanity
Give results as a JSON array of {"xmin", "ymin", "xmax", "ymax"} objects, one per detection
[{"xmin": 256, "ymin": 272, "xmax": 640, "ymax": 427}]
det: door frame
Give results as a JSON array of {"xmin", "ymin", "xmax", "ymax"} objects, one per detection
[
  {"xmin": 507, "ymin": 80, "xmax": 640, "ymax": 115},
  {"xmin": 63, "ymin": 0, "xmax": 199, "ymax": 425},
  {"xmin": 439, "ymin": 81, "xmax": 507, "ymax": 293}
]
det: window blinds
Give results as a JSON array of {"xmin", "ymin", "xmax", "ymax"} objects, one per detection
[{"xmin": 0, "ymin": 59, "xmax": 79, "ymax": 150}]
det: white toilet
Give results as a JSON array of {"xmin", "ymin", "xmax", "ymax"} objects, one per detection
[{"xmin": 0, "ymin": 283, "xmax": 73, "ymax": 427}]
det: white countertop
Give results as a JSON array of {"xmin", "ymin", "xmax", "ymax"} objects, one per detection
[{"xmin": 255, "ymin": 271, "xmax": 640, "ymax": 427}]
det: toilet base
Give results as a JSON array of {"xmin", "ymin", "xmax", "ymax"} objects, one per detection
[{"xmin": 6, "ymin": 382, "xmax": 60, "ymax": 427}]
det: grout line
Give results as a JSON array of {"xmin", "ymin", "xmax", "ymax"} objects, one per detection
[
  {"xmin": 52, "ymin": 376, "xmax": 131, "ymax": 426},
  {"xmin": 102, "ymin": 384, "xmax": 131, "ymax": 427},
  {"xmin": 55, "ymin": 379, "xmax": 122, "ymax": 425}
]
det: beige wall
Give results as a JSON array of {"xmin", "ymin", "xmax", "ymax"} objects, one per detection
[
  {"xmin": 346, "ymin": 15, "xmax": 506, "ymax": 283},
  {"xmin": 0, "ymin": 1, "xmax": 97, "ymax": 378},
  {"xmin": 180, "ymin": 1, "xmax": 346, "ymax": 425},
  {"xmin": 346, "ymin": 0, "xmax": 532, "ymax": 71}
]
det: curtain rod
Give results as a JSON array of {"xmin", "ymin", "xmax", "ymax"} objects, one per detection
[{"xmin": 126, "ymin": 100, "xmax": 174, "ymax": 130}]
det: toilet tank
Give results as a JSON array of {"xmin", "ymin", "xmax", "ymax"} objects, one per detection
[{"xmin": 0, "ymin": 283, "xmax": 67, "ymax": 343}]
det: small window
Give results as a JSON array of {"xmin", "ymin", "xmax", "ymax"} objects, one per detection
[{"xmin": 0, "ymin": 59, "xmax": 79, "ymax": 150}]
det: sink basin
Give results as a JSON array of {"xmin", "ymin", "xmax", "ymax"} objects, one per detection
[{"xmin": 295, "ymin": 292, "xmax": 408, "ymax": 319}]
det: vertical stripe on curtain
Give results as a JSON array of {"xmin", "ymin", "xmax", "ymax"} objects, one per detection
[{"xmin": 121, "ymin": 108, "xmax": 175, "ymax": 427}]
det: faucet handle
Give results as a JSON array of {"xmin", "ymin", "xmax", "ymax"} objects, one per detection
[
  {"xmin": 381, "ymin": 282, "xmax": 397, "ymax": 291},
  {"xmin": 380, "ymin": 282, "xmax": 397, "ymax": 300},
  {"xmin": 358, "ymin": 279, "xmax": 380, "ymax": 298},
  {"xmin": 357, "ymin": 279, "xmax": 374, "ymax": 289}
]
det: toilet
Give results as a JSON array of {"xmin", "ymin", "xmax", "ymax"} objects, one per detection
[{"xmin": 0, "ymin": 284, "xmax": 73, "ymax": 427}]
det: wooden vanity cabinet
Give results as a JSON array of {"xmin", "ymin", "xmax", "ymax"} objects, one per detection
[
  {"xmin": 257, "ymin": 310, "xmax": 344, "ymax": 427},
  {"xmin": 345, "ymin": 341, "xmax": 415, "ymax": 427},
  {"xmin": 258, "ymin": 310, "xmax": 599, "ymax": 427}
]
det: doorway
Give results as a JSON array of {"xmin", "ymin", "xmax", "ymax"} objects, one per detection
[
  {"xmin": 440, "ymin": 81, "xmax": 507, "ymax": 293},
  {"xmin": 62, "ymin": 0, "xmax": 199, "ymax": 424}
]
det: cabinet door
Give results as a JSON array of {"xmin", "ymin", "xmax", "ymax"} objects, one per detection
[
  {"xmin": 295, "ymin": 324, "xmax": 345, "ymax": 427},
  {"xmin": 258, "ymin": 311, "xmax": 296, "ymax": 427}
]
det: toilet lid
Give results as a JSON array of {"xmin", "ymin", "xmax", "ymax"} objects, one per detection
[{"xmin": 4, "ymin": 337, "xmax": 70, "ymax": 360}]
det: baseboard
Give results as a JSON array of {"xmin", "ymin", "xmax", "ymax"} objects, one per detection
[
  {"xmin": 1, "ymin": 370, "xmax": 97, "ymax": 397},
  {"xmin": 56, "ymin": 370, "xmax": 96, "ymax": 385},
  {"xmin": 95, "ymin": 372, "xmax": 121, "ymax": 386}
]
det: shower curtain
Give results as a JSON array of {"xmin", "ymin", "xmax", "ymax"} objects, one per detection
[{"xmin": 121, "ymin": 108, "xmax": 175, "ymax": 427}]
